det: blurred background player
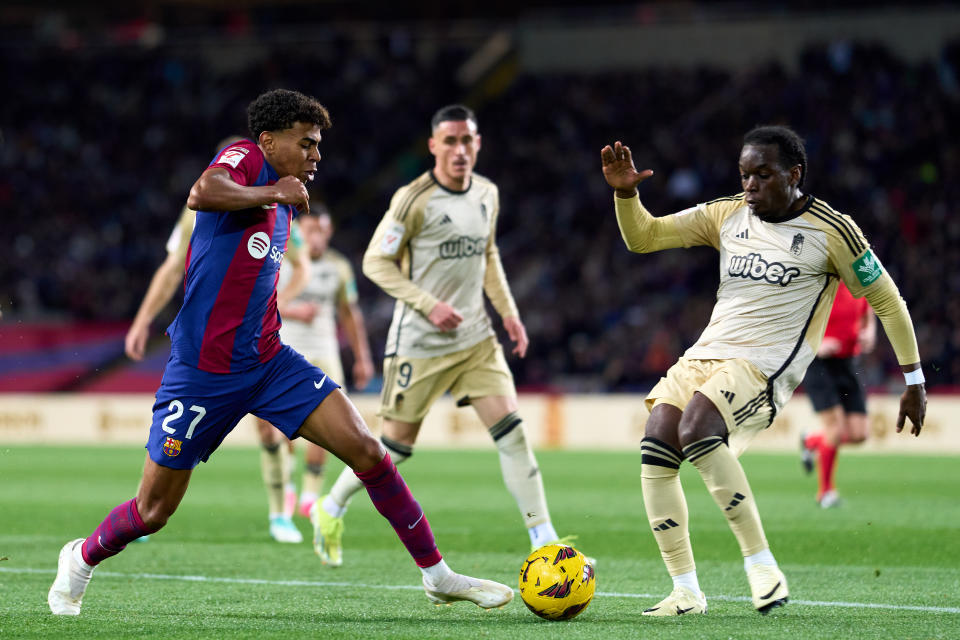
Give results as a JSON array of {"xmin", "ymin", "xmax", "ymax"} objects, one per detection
[
  {"xmin": 312, "ymin": 104, "xmax": 570, "ymax": 567},
  {"xmin": 255, "ymin": 206, "xmax": 375, "ymax": 541},
  {"xmin": 800, "ymin": 281, "xmax": 877, "ymax": 508},
  {"xmin": 124, "ymin": 135, "xmax": 314, "ymax": 544},
  {"xmin": 125, "ymin": 136, "xmax": 250, "ymax": 362},
  {"xmin": 601, "ymin": 127, "xmax": 925, "ymax": 616},
  {"xmin": 49, "ymin": 88, "xmax": 514, "ymax": 616}
]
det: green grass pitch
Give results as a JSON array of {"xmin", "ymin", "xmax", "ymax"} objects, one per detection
[{"xmin": 1, "ymin": 444, "xmax": 958, "ymax": 639}]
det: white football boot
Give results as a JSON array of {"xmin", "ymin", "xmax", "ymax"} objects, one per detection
[
  {"xmin": 423, "ymin": 572, "xmax": 514, "ymax": 609},
  {"xmin": 641, "ymin": 585, "xmax": 707, "ymax": 616},
  {"xmin": 48, "ymin": 539, "xmax": 94, "ymax": 615},
  {"xmin": 747, "ymin": 563, "xmax": 789, "ymax": 614}
]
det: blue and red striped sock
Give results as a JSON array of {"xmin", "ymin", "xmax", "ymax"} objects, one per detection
[
  {"xmin": 356, "ymin": 453, "xmax": 442, "ymax": 568},
  {"xmin": 80, "ymin": 498, "xmax": 156, "ymax": 566}
]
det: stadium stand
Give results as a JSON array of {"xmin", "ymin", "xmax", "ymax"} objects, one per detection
[{"xmin": 2, "ymin": 12, "xmax": 958, "ymax": 392}]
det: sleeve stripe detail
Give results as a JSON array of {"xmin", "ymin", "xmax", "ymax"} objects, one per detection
[
  {"xmin": 809, "ymin": 203, "xmax": 864, "ymax": 255},
  {"xmin": 810, "ymin": 200, "xmax": 863, "ymax": 251},
  {"xmin": 824, "ymin": 204, "xmax": 865, "ymax": 253},
  {"xmin": 705, "ymin": 193, "xmax": 745, "ymax": 205},
  {"xmin": 393, "ymin": 176, "xmax": 434, "ymax": 223}
]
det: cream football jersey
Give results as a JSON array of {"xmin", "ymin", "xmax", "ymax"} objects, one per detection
[
  {"xmin": 278, "ymin": 247, "xmax": 356, "ymax": 361},
  {"xmin": 365, "ymin": 171, "xmax": 513, "ymax": 358},
  {"xmin": 667, "ymin": 194, "xmax": 892, "ymax": 415}
]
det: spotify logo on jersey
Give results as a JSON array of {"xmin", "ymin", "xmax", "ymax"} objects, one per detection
[{"xmin": 247, "ymin": 232, "xmax": 271, "ymax": 259}]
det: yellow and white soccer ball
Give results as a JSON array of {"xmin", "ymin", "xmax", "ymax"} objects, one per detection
[{"xmin": 518, "ymin": 543, "xmax": 596, "ymax": 620}]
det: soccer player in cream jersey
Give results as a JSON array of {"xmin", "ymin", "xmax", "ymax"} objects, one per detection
[
  {"xmin": 600, "ymin": 127, "xmax": 926, "ymax": 616},
  {"xmin": 312, "ymin": 105, "xmax": 569, "ymax": 567}
]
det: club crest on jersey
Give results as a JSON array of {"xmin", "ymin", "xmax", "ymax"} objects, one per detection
[
  {"xmin": 727, "ymin": 252, "xmax": 800, "ymax": 286},
  {"xmin": 791, "ymin": 233, "xmax": 804, "ymax": 256},
  {"xmin": 162, "ymin": 437, "xmax": 182, "ymax": 457},
  {"xmin": 852, "ymin": 249, "xmax": 883, "ymax": 286}
]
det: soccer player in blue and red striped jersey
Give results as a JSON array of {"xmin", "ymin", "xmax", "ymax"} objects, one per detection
[{"xmin": 49, "ymin": 89, "xmax": 513, "ymax": 616}]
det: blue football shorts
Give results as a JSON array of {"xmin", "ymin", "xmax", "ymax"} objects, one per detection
[{"xmin": 145, "ymin": 345, "xmax": 340, "ymax": 470}]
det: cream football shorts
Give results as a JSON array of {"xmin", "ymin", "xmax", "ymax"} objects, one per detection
[
  {"xmin": 646, "ymin": 357, "xmax": 773, "ymax": 457},
  {"xmin": 380, "ymin": 336, "xmax": 516, "ymax": 423}
]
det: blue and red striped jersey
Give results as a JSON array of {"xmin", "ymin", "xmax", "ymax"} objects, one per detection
[{"xmin": 167, "ymin": 140, "xmax": 295, "ymax": 373}]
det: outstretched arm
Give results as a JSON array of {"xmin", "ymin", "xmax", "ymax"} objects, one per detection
[
  {"xmin": 862, "ymin": 277, "xmax": 926, "ymax": 436},
  {"xmin": 601, "ymin": 142, "xmax": 687, "ymax": 253}
]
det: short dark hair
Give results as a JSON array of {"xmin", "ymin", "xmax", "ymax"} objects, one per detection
[
  {"xmin": 303, "ymin": 200, "xmax": 331, "ymax": 219},
  {"xmin": 430, "ymin": 104, "xmax": 477, "ymax": 132},
  {"xmin": 743, "ymin": 125, "xmax": 808, "ymax": 188},
  {"xmin": 247, "ymin": 89, "xmax": 332, "ymax": 139}
]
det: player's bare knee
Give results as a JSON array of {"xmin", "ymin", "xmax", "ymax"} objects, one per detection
[
  {"xmin": 347, "ymin": 433, "xmax": 387, "ymax": 471},
  {"xmin": 644, "ymin": 404, "xmax": 683, "ymax": 451},
  {"xmin": 678, "ymin": 412, "xmax": 724, "ymax": 447},
  {"xmin": 678, "ymin": 394, "xmax": 726, "ymax": 448}
]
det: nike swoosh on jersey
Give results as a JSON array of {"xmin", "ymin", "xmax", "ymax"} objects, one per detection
[
  {"xmin": 314, "ymin": 375, "xmax": 328, "ymax": 389},
  {"xmin": 407, "ymin": 512, "xmax": 425, "ymax": 529}
]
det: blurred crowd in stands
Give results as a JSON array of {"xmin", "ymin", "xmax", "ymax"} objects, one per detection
[{"xmin": 3, "ymin": 24, "xmax": 958, "ymax": 391}]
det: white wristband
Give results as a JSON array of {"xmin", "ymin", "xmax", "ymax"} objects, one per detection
[{"xmin": 904, "ymin": 368, "xmax": 925, "ymax": 386}]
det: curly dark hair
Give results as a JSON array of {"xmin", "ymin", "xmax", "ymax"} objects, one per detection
[
  {"xmin": 247, "ymin": 89, "xmax": 332, "ymax": 139},
  {"xmin": 743, "ymin": 125, "xmax": 808, "ymax": 188}
]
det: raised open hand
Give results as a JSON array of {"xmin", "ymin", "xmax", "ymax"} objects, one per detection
[{"xmin": 601, "ymin": 141, "xmax": 654, "ymax": 196}]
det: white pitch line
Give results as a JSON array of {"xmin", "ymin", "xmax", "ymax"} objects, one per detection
[{"xmin": 4, "ymin": 567, "xmax": 959, "ymax": 615}]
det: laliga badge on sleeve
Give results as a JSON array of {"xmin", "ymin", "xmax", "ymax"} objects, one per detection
[{"xmin": 381, "ymin": 221, "xmax": 406, "ymax": 255}]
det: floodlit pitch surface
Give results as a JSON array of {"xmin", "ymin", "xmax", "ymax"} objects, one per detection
[{"xmin": 1, "ymin": 446, "xmax": 958, "ymax": 639}]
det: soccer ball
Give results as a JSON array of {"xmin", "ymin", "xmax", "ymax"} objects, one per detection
[{"xmin": 518, "ymin": 543, "xmax": 596, "ymax": 620}]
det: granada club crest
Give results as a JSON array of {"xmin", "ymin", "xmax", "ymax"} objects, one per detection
[
  {"xmin": 163, "ymin": 437, "xmax": 183, "ymax": 457},
  {"xmin": 790, "ymin": 233, "xmax": 804, "ymax": 256}
]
